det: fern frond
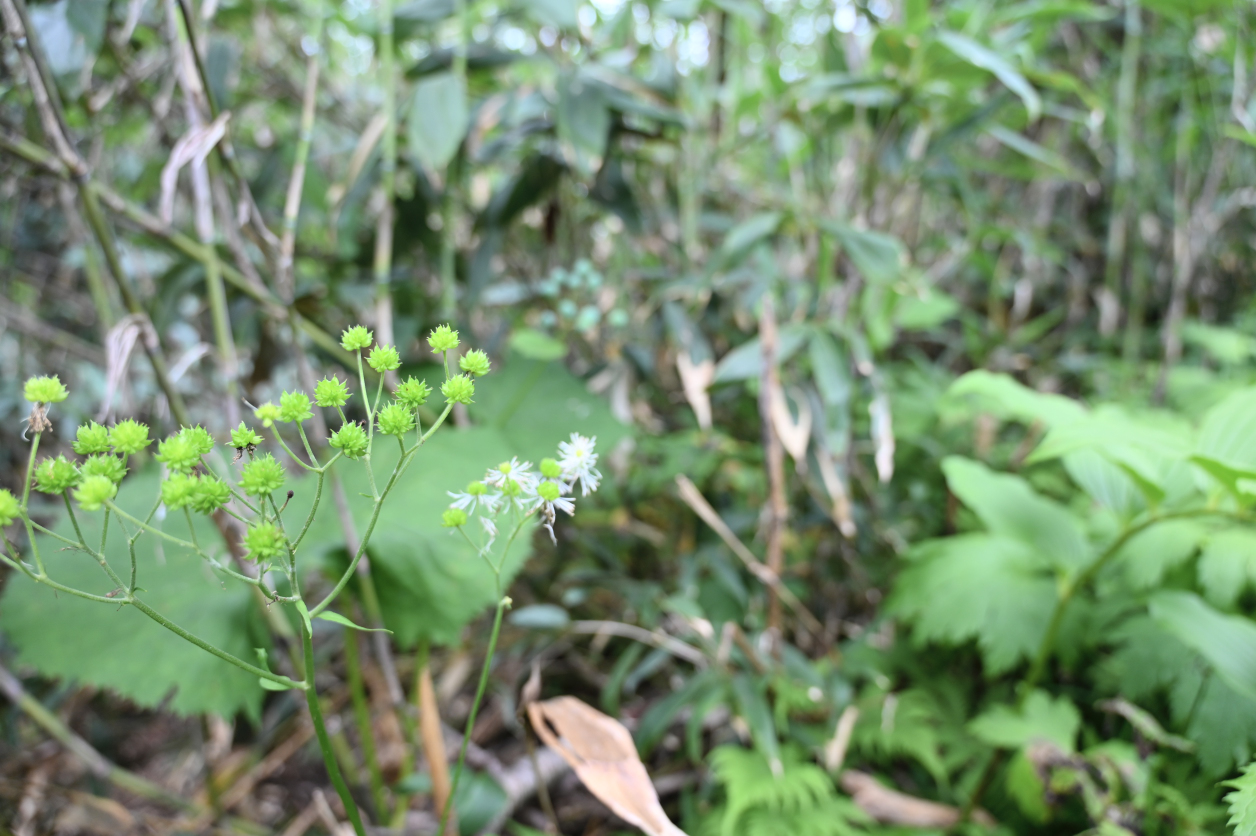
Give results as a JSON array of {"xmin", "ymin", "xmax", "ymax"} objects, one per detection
[{"xmin": 710, "ymin": 745, "xmax": 839, "ymax": 836}]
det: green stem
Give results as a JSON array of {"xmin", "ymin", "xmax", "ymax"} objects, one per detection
[
  {"xmin": 301, "ymin": 623, "xmax": 368, "ymax": 836},
  {"xmin": 21, "ymin": 433, "xmax": 45, "ymax": 575},
  {"xmin": 292, "ymin": 469, "xmax": 326, "ymax": 551},
  {"xmin": 130, "ymin": 596, "xmax": 304, "ymax": 689},
  {"xmin": 343, "ymin": 627, "xmax": 387, "ymax": 817},
  {"xmin": 438, "ymin": 595, "xmax": 510, "ymax": 836}
]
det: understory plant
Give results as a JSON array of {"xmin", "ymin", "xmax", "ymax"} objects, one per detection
[{"xmin": 0, "ymin": 325, "xmax": 600, "ymax": 834}]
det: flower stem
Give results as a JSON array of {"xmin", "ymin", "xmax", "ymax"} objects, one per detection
[{"xmin": 302, "ymin": 621, "xmax": 368, "ymax": 836}]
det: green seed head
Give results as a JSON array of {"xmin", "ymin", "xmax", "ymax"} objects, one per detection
[
  {"xmin": 467, "ymin": 481, "xmax": 487, "ymax": 496},
  {"xmin": 340, "ymin": 325, "xmax": 374, "ymax": 352},
  {"xmin": 74, "ymin": 474, "xmax": 117, "ymax": 511},
  {"xmin": 459, "ymin": 349, "xmax": 491, "ymax": 377},
  {"xmin": 231, "ymin": 422, "xmax": 263, "ymax": 450},
  {"xmin": 368, "ymin": 344, "xmax": 402, "ymax": 373},
  {"xmin": 441, "ymin": 374, "xmax": 475, "ymax": 405},
  {"xmin": 395, "ymin": 377, "xmax": 432, "ymax": 410},
  {"xmin": 329, "ymin": 422, "xmax": 369, "ymax": 459},
  {"xmin": 377, "ymin": 403, "xmax": 416, "ymax": 437},
  {"xmin": 240, "ymin": 453, "xmax": 286, "ymax": 498},
  {"xmin": 156, "ymin": 434, "xmax": 201, "ymax": 474},
  {"xmin": 24, "ymin": 375, "xmax": 68, "ymax": 404},
  {"xmin": 108, "ymin": 420, "xmax": 152, "ymax": 455},
  {"xmin": 161, "ymin": 473, "xmax": 196, "ymax": 509},
  {"xmin": 427, "ymin": 324, "xmax": 460, "ymax": 353},
  {"xmin": 73, "ymin": 422, "xmax": 111, "ymax": 455},
  {"xmin": 501, "ymin": 478, "xmax": 522, "ymax": 498},
  {"xmin": 279, "ymin": 390, "xmax": 313, "ymax": 423},
  {"xmin": 189, "ymin": 478, "xmax": 231, "ymax": 514},
  {"xmin": 35, "ymin": 456, "xmax": 81, "ymax": 495},
  {"xmin": 0, "ymin": 489, "xmax": 20, "ymax": 527},
  {"xmin": 442, "ymin": 508, "xmax": 468, "ymax": 528},
  {"xmin": 180, "ymin": 425, "xmax": 215, "ymax": 457},
  {"xmin": 254, "ymin": 402, "xmax": 282, "ymax": 428},
  {"xmin": 537, "ymin": 481, "xmax": 562, "ymax": 502},
  {"xmin": 80, "ymin": 454, "xmax": 127, "ymax": 484},
  {"xmin": 540, "ymin": 458, "xmax": 562, "ymax": 479},
  {"xmin": 314, "ymin": 377, "xmax": 350, "ymax": 408},
  {"xmin": 244, "ymin": 522, "xmax": 286, "ymax": 561}
]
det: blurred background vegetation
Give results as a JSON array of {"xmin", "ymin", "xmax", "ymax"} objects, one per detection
[{"xmin": 4, "ymin": 0, "xmax": 1256, "ymax": 833}]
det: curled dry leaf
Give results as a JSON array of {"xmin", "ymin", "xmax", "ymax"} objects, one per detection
[
  {"xmin": 527, "ymin": 696, "xmax": 689, "ymax": 836},
  {"xmin": 840, "ymin": 771, "xmax": 995, "ymax": 828},
  {"xmin": 769, "ymin": 382, "xmax": 812, "ymax": 463},
  {"xmin": 159, "ymin": 111, "xmax": 230, "ymax": 224},
  {"xmin": 676, "ymin": 350, "xmax": 714, "ymax": 431}
]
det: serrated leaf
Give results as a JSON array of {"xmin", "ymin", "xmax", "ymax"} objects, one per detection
[
  {"xmin": 938, "ymin": 31, "xmax": 1042, "ymax": 120},
  {"xmin": 0, "ymin": 469, "xmax": 267, "ymax": 719},
  {"xmin": 943, "ymin": 456, "xmax": 1090, "ymax": 571},
  {"xmin": 1225, "ymin": 762, "xmax": 1256, "ymax": 836},
  {"xmin": 1063, "ymin": 450, "xmax": 1143, "ymax": 517},
  {"xmin": 1196, "ymin": 389, "xmax": 1256, "ymax": 479},
  {"xmin": 889, "ymin": 534, "xmax": 1055, "ymax": 674},
  {"xmin": 1199, "ymin": 529, "xmax": 1256, "ymax": 608},
  {"xmin": 1113, "ymin": 518, "xmax": 1206, "ymax": 589},
  {"xmin": 407, "ymin": 72, "xmax": 468, "ymax": 171},
  {"xmin": 1149, "ymin": 591, "xmax": 1256, "ymax": 701},
  {"xmin": 945, "ymin": 371, "xmax": 1085, "ymax": 428},
  {"xmin": 317, "ymin": 611, "xmax": 393, "ymax": 633},
  {"xmin": 969, "ymin": 690, "xmax": 1081, "ymax": 753}
]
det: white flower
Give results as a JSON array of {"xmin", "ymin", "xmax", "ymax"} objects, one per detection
[
  {"xmin": 533, "ymin": 481, "xmax": 575, "ymax": 544},
  {"xmin": 557, "ymin": 433, "xmax": 601, "ymax": 496},
  {"xmin": 447, "ymin": 488, "xmax": 500, "ymax": 516},
  {"xmin": 485, "ymin": 457, "xmax": 538, "ymax": 493},
  {"xmin": 479, "ymin": 516, "xmax": 498, "ymax": 554}
]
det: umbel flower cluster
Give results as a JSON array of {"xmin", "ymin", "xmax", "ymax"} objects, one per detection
[{"xmin": 444, "ymin": 432, "xmax": 601, "ymax": 547}]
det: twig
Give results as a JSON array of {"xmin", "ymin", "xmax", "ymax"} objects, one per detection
[
  {"xmin": 674, "ymin": 474, "xmax": 824, "ymax": 637},
  {"xmin": 0, "ymin": 661, "xmax": 199, "ymax": 812},
  {"xmin": 757, "ymin": 297, "xmax": 788, "ymax": 640},
  {"xmin": 569, "ymin": 619, "xmax": 707, "ymax": 666}
]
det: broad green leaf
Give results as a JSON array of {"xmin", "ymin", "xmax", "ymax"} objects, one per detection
[
  {"xmin": 317, "ymin": 611, "xmax": 393, "ymax": 633},
  {"xmin": 509, "ymin": 328, "xmax": 567, "ymax": 361},
  {"xmin": 823, "ymin": 222, "xmax": 904, "ymax": 285},
  {"xmin": 938, "ymin": 31, "xmax": 1042, "ymax": 120},
  {"xmin": 716, "ymin": 212, "xmax": 783, "ymax": 271},
  {"xmin": 1182, "ymin": 321, "xmax": 1256, "ymax": 365},
  {"xmin": 945, "ymin": 371, "xmax": 1085, "ymax": 428},
  {"xmin": 969, "ymin": 690, "xmax": 1081, "ymax": 753},
  {"xmin": 1198, "ymin": 529, "xmax": 1256, "ymax": 609},
  {"xmin": 1113, "ymin": 518, "xmax": 1205, "ymax": 589},
  {"xmin": 1196, "ymin": 389, "xmax": 1256, "ymax": 477},
  {"xmin": 407, "ymin": 72, "xmax": 468, "ymax": 171},
  {"xmin": 890, "ymin": 534, "xmax": 1055, "ymax": 674},
  {"xmin": 712, "ymin": 325, "xmax": 810, "ymax": 384},
  {"xmin": 1149, "ymin": 591, "xmax": 1256, "ymax": 701},
  {"xmin": 0, "ymin": 470, "xmax": 267, "ymax": 719},
  {"xmin": 1063, "ymin": 450, "xmax": 1143, "ymax": 517},
  {"xmin": 1225, "ymin": 762, "xmax": 1256, "ymax": 836},
  {"xmin": 943, "ymin": 456, "xmax": 1090, "ymax": 571},
  {"xmin": 556, "ymin": 71, "xmax": 610, "ymax": 177}
]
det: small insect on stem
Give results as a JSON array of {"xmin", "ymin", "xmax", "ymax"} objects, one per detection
[{"xmin": 105, "ymin": 587, "xmax": 125, "ymax": 598}]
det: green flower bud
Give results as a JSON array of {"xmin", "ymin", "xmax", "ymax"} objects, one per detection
[
  {"xmin": 441, "ymin": 374, "xmax": 475, "ymax": 405},
  {"xmin": 395, "ymin": 377, "xmax": 432, "ymax": 410},
  {"xmin": 279, "ymin": 390, "xmax": 313, "ymax": 423},
  {"xmin": 161, "ymin": 473, "xmax": 196, "ymax": 509},
  {"xmin": 180, "ymin": 426, "xmax": 215, "ymax": 457},
  {"xmin": 109, "ymin": 420, "xmax": 151, "ymax": 455},
  {"xmin": 367, "ymin": 344, "xmax": 401, "ymax": 373},
  {"xmin": 24, "ymin": 375, "xmax": 68, "ymax": 404},
  {"xmin": 254, "ymin": 402, "xmax": 282, "ymax": 428},
  {"xmin": 243, "ymin": 522, "xmax": 286, "ymax": 561},
  {"xmin": 240, "ymin": 454, "xmax": 286, "ymax": 498},
  {"xmin": 501, "ymin": 478, "xmax": 522, "ymax": 499},
  {"xmin": 156, "ymin": 434, "xmax": 201, "ymax": 474},
  {"xmin": 427, "ymin": 324, "xmax": 460, "ymax": 353},
  {"xmin": 377, "ymin": 403, "xmax": 416, "ymax": 437},
  {"xmin": 73, "ymin": 422, "xmax": 111, "ymax": 455},
  {"xmin": 329, "ymin": 422, "xmax": 368, "ymax": 459},
  {"xmin": 35, "ymin": 456, "xmax": 81, "ymax": 495},
  {"xmin": 540, "ymin": 458, "xmax": 562, "ymax": 479},
  {"xmin": 189, "ymin": 478, "xmax": 231, "ymax": 514},
  {"xmin": 231, "ymin": 423, "xmax": 263, "ymax": 450},
  {"xmin": 442, "ymin": 508, "xmax": 468, "ymax": 528},
  {"xmin": 314, "ymin": 377, "xmax": 350, "ymax": 408},
  {"xmin": 0, "ymin": 489, "xmax": 20, "ymax": 527},
  {"xmin": 80, "ymin": 454, "xmax": 126, "ymax": 484},
  {"xmin": 537, "ymin": 481, "xmax": 562, "ymax": 502},
  {"xmin": 74, "ymin": 474, "xmax": 117, "ymax": 511},
  {"xmin": 467, "ymin": 481, "xmax": 487, "ymax": 496},
  {"xmin": 459, "ymin": 349, "xmax": 491, "ymax": 377},
  {"xmin": 340, "ymin": 325, "xmax": 374, "ymax": 352}
]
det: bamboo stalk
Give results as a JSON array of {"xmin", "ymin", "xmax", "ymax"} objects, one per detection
[{"xmin": 757, "ymin": 297, "xmax": 787, "ymax": 641}]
